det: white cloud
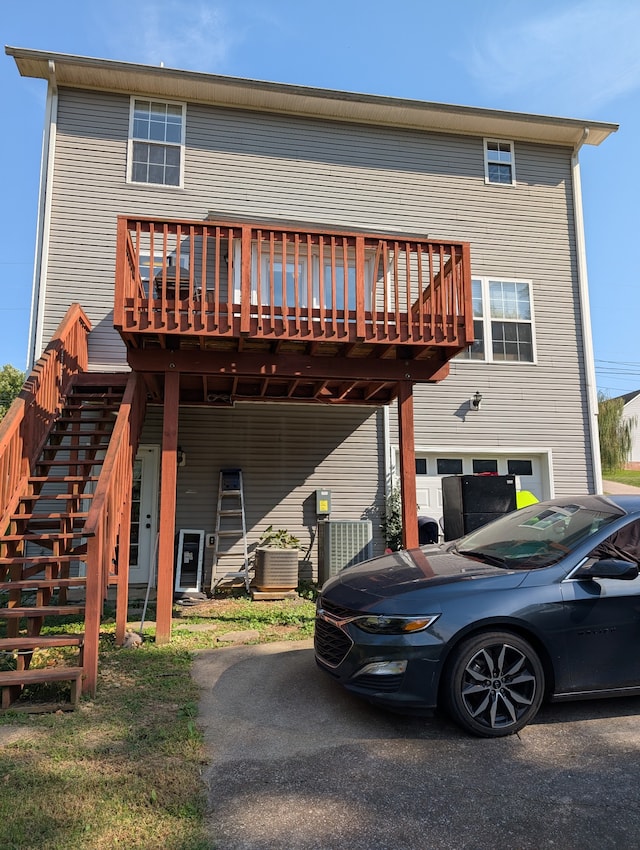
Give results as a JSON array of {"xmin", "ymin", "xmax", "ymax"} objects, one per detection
[
  {"xmin": 465, "ymin": 0, "xmax": 640, "ymax": 114},
  {"xmin": 114, "ymin": 1, "xmax": 237, "ymax": 72}
]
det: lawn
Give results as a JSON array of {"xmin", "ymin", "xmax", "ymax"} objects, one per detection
[
  {"xmin": 602, "ymin": 469, "xmax": 640, "ymax": 487},
  {"xmin": 0, "ymin": 596, "xmax": 316, "ymax": 850}
]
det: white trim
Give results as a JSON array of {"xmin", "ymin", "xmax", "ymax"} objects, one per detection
[
  {"xmin": 571, "ymin": 133, "xmax": 603, "ymax": 495},
  {"xmin": 28, "ymin": 66, "xmax": 58, "ymax": 368},
  {"xmin": 391, "ymin": 444, "xmax": 555, "ymax": 501},
  {"xmin": 484, "ymin": 138, "xmax": 516, "ymax": 186},
  {"xmin": 126, "ymin": 96, "xmax": 186, "ymax": 188}
]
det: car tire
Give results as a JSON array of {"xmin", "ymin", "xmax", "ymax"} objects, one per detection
[{"xmin": 443, "ymin": 631, "xmax": 545, "ymax": 738}]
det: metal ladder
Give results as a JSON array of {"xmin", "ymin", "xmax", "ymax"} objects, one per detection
[{"xmin": 210, "ymin": 468, "xmax": 250, "ymax": 592}]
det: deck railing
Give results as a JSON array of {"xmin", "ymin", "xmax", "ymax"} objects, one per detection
[
  {"xmin": 83, "ymin": 372, "xmax": 146, "ymax": 695},
  {"xmin": 115, "ymin": 216, "xmax": 473, "ymax": 347},
  {"xmin": 0, "ymin": 304, "xmax": 91, "ymax": 531}
]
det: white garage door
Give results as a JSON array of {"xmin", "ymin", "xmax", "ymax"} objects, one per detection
[{"xmin": 415, "ymin": 452, "xmax": 546, "ymax": 525}]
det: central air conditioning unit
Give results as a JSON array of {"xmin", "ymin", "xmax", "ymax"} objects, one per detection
[{"xmin": 318, "ymin": 520, "xmax": 373, "ymax": 586}]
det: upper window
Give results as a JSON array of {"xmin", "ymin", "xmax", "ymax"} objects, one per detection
[
  {"xmin": 129, "ymin": 98, "xmax": 185, "ymax": 187},
  {"xmin": 459, "ymin": 277, "xmax": 535, "ymax": 363},
  {"xmin": 484, "ymin": 139, "xmax": 515, "ymax": 185}
]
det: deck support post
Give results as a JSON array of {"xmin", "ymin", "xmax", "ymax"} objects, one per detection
[
  {"xmin": 156, "ymin": 370, "xmax": 180, "ymax": 644},
  {"xmin": 397, "ymin": 381, "xmax": 418, "ymax": 550},
  {"xmin": 115, "ymin": 487, "xmax": 132, "ymax": 645}
]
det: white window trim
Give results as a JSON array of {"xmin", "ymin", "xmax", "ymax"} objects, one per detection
[
  {"xmin": 459, "ymin": 276, "xmax": 537, "ymax": 364},
  {"xmin": 127, "ymin": 96, "xmax": 186, "ymax": 188},
  {"xmin": 484, "ymin": 138, "xmax": 516, "ymax": 186}
]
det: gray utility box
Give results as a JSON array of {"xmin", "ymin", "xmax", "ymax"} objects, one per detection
[{"xmin": 318, "ymin": 520, "xmax": 373, "ymax": 586}]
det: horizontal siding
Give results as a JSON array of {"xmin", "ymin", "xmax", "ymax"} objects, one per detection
[
  {"xmin": 41, "ymin": 86, "xmax": 591, "ymax": 498},
  {"xmin": 139, "ymin": 403, "xmax": 385, "ymax": 583}
]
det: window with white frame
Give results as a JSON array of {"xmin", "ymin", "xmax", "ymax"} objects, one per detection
[
  {"xmin": 129, "ymin": 98, "xmax": 185, "ymax": 187},
  {"xmin": 459, "ymin": 277, "xmax": 534, "ymax": 362},
  {"xmin": 233, "ymin": 242, "xmax": 374, "ymax": 311},
  {"xmin": 484, "ymin": 139, "xmax": 515, "ymax": 185}
]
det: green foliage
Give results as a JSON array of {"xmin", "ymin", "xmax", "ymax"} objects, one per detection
[
  {"xmin": 381, "ymin": 487, "xmax": 403, "ymax": 551},
  {"xmin": 257, "ymin": 524, "xmax": 300, "ymax": 549},
  {"xmin": 0, "ymin": 363, "xmax": 25, "ymax": 419},
  {"xmin": 598, "ymin": 392, "xmax": 635, "ymax": 473}
]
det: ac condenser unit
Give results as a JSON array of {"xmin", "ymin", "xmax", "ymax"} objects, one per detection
[{"xmin": 318, "ymin": 520, "xmax": 373, "ymax": 585}]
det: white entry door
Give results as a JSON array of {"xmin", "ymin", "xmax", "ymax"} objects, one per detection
[{"xmin": 128, "ymin": 445, "xmax": 160, "ymax": 585}]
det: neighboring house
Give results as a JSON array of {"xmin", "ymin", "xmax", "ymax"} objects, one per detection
[
  {"xmin": 618, "ymin": 390, "xmax": 640, "ymax": 464},
  {"xmin": 0, "ymin": 46, "xmax": 616, "ymax": 703}
]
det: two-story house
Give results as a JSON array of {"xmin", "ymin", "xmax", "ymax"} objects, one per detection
[{"xmin": 0, "ymin": 45, "xmax": 616, "ymax": 706}]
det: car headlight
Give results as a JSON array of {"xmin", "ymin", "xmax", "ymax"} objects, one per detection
[{"xmin": 353, "ymin": 614, "xmax": 439, "ymax": 634}]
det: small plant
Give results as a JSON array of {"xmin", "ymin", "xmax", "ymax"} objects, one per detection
[
  {"xmin": 258, "ymin": 525, "xmax": 300, "ymax": 549},
  {"xmin": 381, "ymin": 487, "xmax": 403, "ymax": 551}
]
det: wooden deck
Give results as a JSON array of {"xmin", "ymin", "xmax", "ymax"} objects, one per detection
[{"xmin": 115, "ymin": 216, "xmax": 473, "ymax": 404}]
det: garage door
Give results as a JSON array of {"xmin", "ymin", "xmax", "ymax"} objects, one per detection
[{"xmin": 414, "ymin": 452, "xmax": 546, "ymax": 525}]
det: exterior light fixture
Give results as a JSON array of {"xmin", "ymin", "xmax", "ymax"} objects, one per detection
[{"xmin": 471, "ymin": 391, "xmax": 482, "ymax": 410}]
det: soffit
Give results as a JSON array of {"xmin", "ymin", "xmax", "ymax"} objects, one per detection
[{"xmin": 6, "ymin": 46, "xmax": 618, "ymax": 147}]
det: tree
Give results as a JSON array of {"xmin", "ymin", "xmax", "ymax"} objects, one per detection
[
  {"xmin": 598, "ymin": 392, "xmax": 635, "ymax": 473},
  {"xmin": 0, "ymin": 364, "xmax": 25, "ymax": 420}
]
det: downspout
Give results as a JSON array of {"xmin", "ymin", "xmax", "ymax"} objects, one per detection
[
  {"xmin": 571, "ymin": 128, "xmax": 603, "ymax": 494},
  {"xmin": 27, "ymin": 59, "xmax": 58, "ymax": 369}
]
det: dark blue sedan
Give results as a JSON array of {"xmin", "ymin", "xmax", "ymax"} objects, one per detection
[{"xmin": 314, "ymin": 495, "xmax": 640, "ymax": 737}]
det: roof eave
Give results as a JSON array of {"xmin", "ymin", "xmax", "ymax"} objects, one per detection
[{"xmin": 5, "ymin": 45, "xmax": 619, "ymax": 147}]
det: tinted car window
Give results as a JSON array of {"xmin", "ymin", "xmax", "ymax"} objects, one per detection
[{"xmin": 456, "ymin": 500, "xmax": 624, "ymax": 569}]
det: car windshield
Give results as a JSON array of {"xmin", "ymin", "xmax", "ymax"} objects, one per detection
[{"xmin": 454, "ymin": 498, "xmax": 625, "ymax": 570}]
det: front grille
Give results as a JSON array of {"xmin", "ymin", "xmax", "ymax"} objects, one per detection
[
  {"xmin": 314, "ymin": 617, "xmax": 352, "ymax": 667},
  {"xmin": 320, "ymin": 597, "xmax": 356, "ymax": 620},
  {"xmin": 351, "ymin": 673, "xmax": 405, "ymax": 694}
]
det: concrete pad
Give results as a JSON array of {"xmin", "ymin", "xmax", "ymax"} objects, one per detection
[{"xmin": 193, "ymin": 640, "xmax": 640, "ymax": 850}]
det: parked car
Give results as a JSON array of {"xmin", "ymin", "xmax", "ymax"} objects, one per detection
[{"xmin": 314, "ymin": 495, "xmax": 640, "ymax": 737}]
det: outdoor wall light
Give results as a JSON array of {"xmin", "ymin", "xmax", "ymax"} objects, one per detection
[{"xmin": 471, "ymin": 391, "xmax": 483, "ymax": 410}]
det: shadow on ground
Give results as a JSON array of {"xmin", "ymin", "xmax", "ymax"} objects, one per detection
[{"xmin": 193, "ymin": 640, "xmax": 640, "ymax": 850}]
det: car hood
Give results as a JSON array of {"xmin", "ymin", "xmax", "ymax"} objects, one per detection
[{"xmin": 323, "ymin": 546, "xmax": 526, "ymax": 606}]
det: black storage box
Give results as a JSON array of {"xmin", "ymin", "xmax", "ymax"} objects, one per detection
[{"xmin": 442, "ymin": 475, "xmax": 517, "ymax": 541}]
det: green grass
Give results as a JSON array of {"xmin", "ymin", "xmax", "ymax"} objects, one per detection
[
  {"xmin": 0, "ymin": 596, "xmax": 316, "ymax": 850},
  {"xmin": 602, "ymin": 469, "xmax": 640, "ymax": 487}
]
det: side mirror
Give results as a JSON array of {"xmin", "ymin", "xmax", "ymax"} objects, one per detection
[{"xmin": 577, "ymin": 558, "xmax": 639, "ymax": 581}]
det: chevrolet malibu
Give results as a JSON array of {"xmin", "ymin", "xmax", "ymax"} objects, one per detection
[{"xmin": 314, "ymin": 495, "xmax": 640, "ymax": 737}]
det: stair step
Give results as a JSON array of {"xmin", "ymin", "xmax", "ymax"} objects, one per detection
[
  {"xmin": 1, "ymin": 532, "xmax": 87, "ymax": 543},
  {"xmin": 29, "ymin": 476, "xmax": 99, "ymax": 484},
  {"xmin": 0, "ymin": 555, "xmax": 87, "ymax": 566},
  {"xmin": 0, "ymin": 666, "xmax": 83, "ymax": 708},
  {"xmin": 0, "ymin": 578, "xmax": 87, "ymax": 591},
  {"xmin": 0, "ymin": 606, "xmax": 85, "ymax": 618},
  {"xmin": 36, "ymin": 459, "xmax": 104, "ymax": 467},
  {"xmin": 10, "ymin": 512, "xmax": 88, "ymax": 522},
  {"xmin": 0, "ymin": 635, "xmax": 84, "ymax": 650},
  {"xmin": 20, "ymin": 490, "xmax": 93, "ymax": 496}
]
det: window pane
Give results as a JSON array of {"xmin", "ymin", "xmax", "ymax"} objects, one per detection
[
  {"xmin": 491, "ymin": 321, "xmax": 533, "ymax": 362},
  {"xmin": 488, "ymin": 163, "xmax": 512, "ymax": 184},
  {"xmin": 323, "ymin": 262, "xmax": 355, "ymax": 311},
  {"xmin": 473, "ymin": 459, "xmax": 498, "ymax": 474},
  {"xmin": 472, "ymin": 279, "xmax": 483, "ymax": 317},
  {"xmin": 148, "ymin": 163, "xmax": 164, "ymax": 183},
  {"xmin": 415, "ymin": 458, "xmax": 427, "ymax": 475},
  {"xmin": 508, "ymin": 459, "xmax": 533, "ymax": 476},
  {"xmin": 437, "ymin": 458, "xmax": 463, "ymax": 475}
]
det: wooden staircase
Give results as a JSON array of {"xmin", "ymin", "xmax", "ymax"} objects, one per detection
[{"xmin": 0, "ymin": 376, "xmax": 127, "ymax": 710}]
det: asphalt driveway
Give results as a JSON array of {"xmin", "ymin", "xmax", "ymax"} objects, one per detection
[{"xmin": 193, "ymin": 639, "xmax": 640, "ymax": 850}]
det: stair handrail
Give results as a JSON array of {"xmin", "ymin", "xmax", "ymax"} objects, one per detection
[
  {"xmin": 83, "ymin": 371, "xmax": 147, "ymax": 695},
  {"xmin": 0, "ymin": 303, "xmax": 91, "ymax": 530}
]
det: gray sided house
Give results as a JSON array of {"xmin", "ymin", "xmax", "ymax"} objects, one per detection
[{"xmin": 0, "ymin": 46, "xmax": 616, "ymax": 702}]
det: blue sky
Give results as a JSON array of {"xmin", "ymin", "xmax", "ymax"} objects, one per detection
[{"xmin": 2, "ymin": 0, "xmax": 639, "ymax": 395}]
